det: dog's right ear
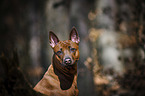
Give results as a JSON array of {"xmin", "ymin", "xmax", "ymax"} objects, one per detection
[{"xmin": 49, "ymin": 31, "xmax": 59, "ymax": 48}]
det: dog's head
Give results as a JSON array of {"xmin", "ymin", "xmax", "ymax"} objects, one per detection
[{"xmin": 49, "ymin": 27, "xmax": 80, "ymax": 67}]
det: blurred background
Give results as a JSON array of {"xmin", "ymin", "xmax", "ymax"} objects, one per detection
[{"xmin": 0, "ymin": 0, "xmax": 145, "ymax": 96}]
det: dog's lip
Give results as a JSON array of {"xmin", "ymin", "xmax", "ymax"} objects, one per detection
[
  {"xmin": 61, "ymin": 63, "xmax": 73, "ymax": 67},
  {"xmin": 62, "ymin": 63, "xmax": 73, "ymax": 67},
  {"xmin": 61, "ymin": 63, "xmax": 73, "ymax": 68},
  {"xmin": 65, "ymin": 65, "xmax": 74, "ymax": 70}
]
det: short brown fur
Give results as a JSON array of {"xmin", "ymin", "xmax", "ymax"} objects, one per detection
[{"xmin": 34, "ymin": 27, "xmax": 80, "ymax": 96}]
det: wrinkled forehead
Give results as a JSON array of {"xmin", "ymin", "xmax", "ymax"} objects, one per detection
[{"xmin": 54, "ymin": 40, "xmax": 78, "ymax": 50}]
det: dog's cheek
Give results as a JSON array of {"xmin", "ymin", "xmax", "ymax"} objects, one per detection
[
  {"xmin": 75, "ymin": 50, "xmax": 80, "ymax": 60},
  {"xmin": 56, "ymin": 55, "xmax": 63, "ymax": 64}
]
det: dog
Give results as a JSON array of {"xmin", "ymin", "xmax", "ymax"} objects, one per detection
[{"xmin": 34, "ymin": 27, "xmax": 80, "ymax": 96}]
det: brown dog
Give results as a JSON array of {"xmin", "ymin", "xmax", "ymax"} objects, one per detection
[{"xmin": 34, "ymin": 27, "xmax": 80, "ymax": 96}]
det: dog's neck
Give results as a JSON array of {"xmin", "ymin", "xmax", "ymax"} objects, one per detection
[{"xmin": 52, "ymin": 54, "xmax": 77, "ymax": 90}]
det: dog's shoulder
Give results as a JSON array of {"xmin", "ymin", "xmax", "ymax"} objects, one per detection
[{"xmin": 34, "ymin": 64, "xmax": 59, "ymax": 93}]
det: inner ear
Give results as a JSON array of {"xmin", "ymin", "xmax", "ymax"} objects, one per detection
[
  {"xmin": 49, "ymin": 31, "xmax": 59, "ymax": 48},
  {"xmin": 69, "ymin": 27, "xmax": 80, "ymax": 44}
]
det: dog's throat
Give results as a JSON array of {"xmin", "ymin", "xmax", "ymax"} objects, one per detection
[{"xmin": 52, "ymin": 54, "xmax": 77, "ymax": 90}]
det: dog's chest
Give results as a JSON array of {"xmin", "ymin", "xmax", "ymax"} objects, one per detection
[{"xmin": 35, "ymin": 64, "xmax": 78, "ymax": 96}]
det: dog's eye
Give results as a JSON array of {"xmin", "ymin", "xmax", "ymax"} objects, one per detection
[
  {"xmin": 57, "ymin": 51, "xmax": 62, "ymax": 55},
  {"xmin": 70, "ymin": 48, "xmax": 76, "ymax": 52}
]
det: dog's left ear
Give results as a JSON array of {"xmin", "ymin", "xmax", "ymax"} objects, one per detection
[{"xmin": 69, "ymin": 27, "xmax": 80, "ymax": 44}]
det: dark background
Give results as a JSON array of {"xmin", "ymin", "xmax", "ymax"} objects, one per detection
[{"xmin": 0, "ymin": 0, "xmax": 145, "ymax": 96}]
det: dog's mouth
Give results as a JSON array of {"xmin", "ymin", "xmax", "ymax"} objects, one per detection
[
  {"xmin": 63, "ymin": 60, "xmax": 78, "ymax": 69},
  {"xmin": 62, "ymin": 62, "xmax": 73, "ymax": 67},
  {"xmin": 65, "ymin": 65, "xmax": 73, "ymax": 69}
]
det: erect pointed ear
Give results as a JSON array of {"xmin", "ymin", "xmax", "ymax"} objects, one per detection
[
  {"xmin": 69, "ymin": 27, "xmax": 80, "ymax": 44},
  {"xmin": 49, "ymin": 31, "xmax": 59, "ymax": 48}
]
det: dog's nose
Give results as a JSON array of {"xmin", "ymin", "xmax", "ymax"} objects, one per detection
[{"xmin": 64, "ymin": 57, "xmax": 72, "ymax": 65}]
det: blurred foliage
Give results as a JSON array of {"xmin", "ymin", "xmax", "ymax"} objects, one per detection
[
  {"xmin": 87, "ymin": 0, "xmax": 145, "ymax": 96},
  {"xmin": 0, "ymin": 50, "xmax": 45, "ymax": 96}
]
